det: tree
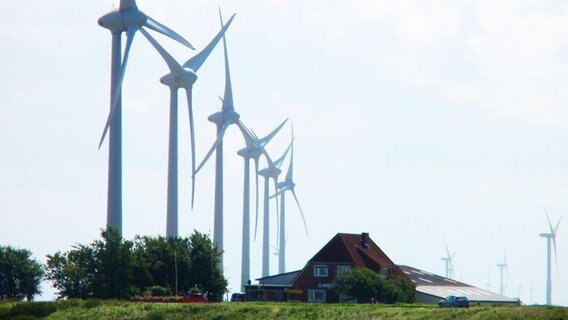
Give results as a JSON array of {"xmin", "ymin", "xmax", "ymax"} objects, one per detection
[
  {"xmin": 333, "ymin": 267, "xmax": 415, "ymax": 304},
  {"xmin": 333, "ymin": 267, "xmax": 384, "ymax": 303},
  {"xmin": 45, "ymin": 244, "xmax": 96, "ymax": 299},
  {"xmin": 131, "ymin": 235, "xmax": 192, "ymax": 296},
  {"xmin": 91, "ymin": 226, "xmax": 133, "ymax": 299},
  {"xmin": 187, "ymin": 231, "xmax": 227, "ymax": 301},
  {"xmin": 0, "ymin": 245, "xmax": 44, "ymax": 301}
]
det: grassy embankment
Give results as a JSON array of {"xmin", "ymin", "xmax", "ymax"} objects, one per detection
[{"xmin": 1, "ymin": 300, "xmax": 567, "ymax": 320}]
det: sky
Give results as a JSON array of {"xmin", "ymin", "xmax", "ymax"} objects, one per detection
[{"xmin": 0, "ymin": 0, "xmax": 567, "ymax": 305}]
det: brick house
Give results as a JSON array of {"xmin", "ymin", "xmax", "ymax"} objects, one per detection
[{"xmin": 246, "ymin": 232, "xmax": 408, "ymax": 303}]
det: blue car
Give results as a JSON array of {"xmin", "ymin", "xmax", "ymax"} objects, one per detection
[{"xmin": 438, "ymin": 295, "xmax": 470, "ymax": 308}]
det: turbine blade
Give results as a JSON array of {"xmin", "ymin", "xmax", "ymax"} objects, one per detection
[
  {"xmin": 219, "ymin": 10, "xmax": 233, "ymax": 111},
  {"xmin": 194, "ymin": 122, "xmax": 229, "ymax": 176},
  {"xmin": 99, "ymin": 25, "xmax": 137, "ymax": 149},
  {"xmin": 144, "ymin": 15, "xmax": 194, "ymax": 49},
  {"xmin": 285, "ymin": 139, "xmax": 294, "ymax": 182},
  {"xmin": 270, "ymin": 188, "xmax": 285, "ymax": 199},
  {"xmin": 274, "ymin": 141, "xmax": 293, "ymax": 168},
  {"xmin": 183, "ymin": 13, "xmax": 236, "ymax": 71},
  {"xmin": 140, "ymin": 27, "xmax": 184, "ymax": 74},
  {"xmin": 185, "ymin": 88, "xmax": 196, "ymax": 209},
  {"xmin": 291, "ymin": 189, "xmax": 308, "ymax": 236},
  {"xmin": 553, "ymin": 217, "xmax": 562, "ymax": 235},
  {"xmin": 444, "ymin": 241, "xmax": 451, "ymax": 260},
  {"xmin": 259, "ymin": 118, "xmax": 289, "ymax": 146},
  {"xmin": 552, "ymin": 236, "xmax": 558, "ymax": 270},
  {"xmin": 544, "ymin": 206, "xmax": 554, "ymax": 232}
]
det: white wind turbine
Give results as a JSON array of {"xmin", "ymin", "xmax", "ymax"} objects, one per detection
[
  {"xmin": 441, "ymin": 241, "xmax": 456, "ymax": 279},
  {"xmin": 237, "ymin": 120, "xmax": 288, "ymax": 290},
  {"xmin": 193, "ymin": 11, "xmax": 255, "ymax": 269},
  {"xmin": 497, "ymin": 249, "xmax": 508, "ymax": 296},
  {"xmin": 98, "ymin": 0, "xmax": 193, "ymax": 234},
  {"xmin": 258, "ymin": 142, "xmax": 292, "ymax": 277},
  {"xmin": 139, "ymin": 14, "xmax": 235, "ymax": 238},
  {"xmin": 274, "ymin": 128, "xmax": 308, "ymax": 274},
  {"xmin": 540, "ymin": 208, "xmax": 561, "ymax": 305}
]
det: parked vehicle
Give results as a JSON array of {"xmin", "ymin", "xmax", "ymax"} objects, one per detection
[
  {"xmin": 438, "ymin": 295, "xmax": 469, "ymax": 308},
  {"xmin": 231, "ymin": 292, "xmax": 246, "ymax": 302},
  {"xmin": 181, "ymin": 292, "xmax": 208, "ymax": 303}
]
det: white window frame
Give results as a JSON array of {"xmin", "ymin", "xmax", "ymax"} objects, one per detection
[
  {"xmin": 308, "ymin": 289, "xmax": 326, "ymax": 303},
  {"xmin": 337, "ymin": 265, "xmax": 352, "ymax": 275},
  {"xmin": 313, "ymin": 265, "xmax": 328, "ymax": 277}
]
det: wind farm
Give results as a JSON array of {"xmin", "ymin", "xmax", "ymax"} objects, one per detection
[{"xmin": 1, "ymin": 0, "xmax": 568, "ymax": 308}]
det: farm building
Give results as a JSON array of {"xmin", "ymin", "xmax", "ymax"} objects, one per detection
[
  {"xmin": 245, "ymin": 232, "xmax": 519, "ymax": 305},
  {"xmin": 400, "ymin": 265, "xmax": 520, "ymax": 306}
]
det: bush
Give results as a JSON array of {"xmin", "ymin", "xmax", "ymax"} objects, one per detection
[
  {"xmin": 7, "ymin": 302, "xmax": 57, "ymax": 318},
  {"xmin": 84, "ymin": 298, "xmax": 103, "ymax": 309},
  {"xmin": 147, "ymin": 286, "xmax": 171, "ymax": 297}
]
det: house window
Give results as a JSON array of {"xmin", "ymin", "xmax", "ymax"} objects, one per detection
[
  {"xmin": 337, "ymin": 265, "xmax": 352, "ymax": 275},
  {"xmin": 308, "ymin": 289, "xmax": 326, "ymax": 303},
  {"xmin": 313, "ymin": 265, "xmax": 328, "ymax": 277}
]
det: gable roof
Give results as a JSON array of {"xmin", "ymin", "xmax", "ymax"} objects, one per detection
[{"xmin": 309, "ymin": 233, "xmax": 405, "ymax": 276}]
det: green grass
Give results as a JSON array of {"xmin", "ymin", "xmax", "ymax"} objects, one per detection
[{"xmin": 0, "ymin": 301, "xmax": 566, "ymax": 320}]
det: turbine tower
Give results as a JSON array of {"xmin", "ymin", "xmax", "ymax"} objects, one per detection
[
  {"xmin": 258, "ymin": 142, "xmax": 292, "ymax": 276},
  {"xmin": 496, "ymin": 250, "xmax": 508, "ymax": 296},
  {"xmin": 193, "ymin": 11, "xmax": 249, "ymax": 269},
  {"xmin": 98, "ymin": 0, "xmax": 193, "ymax": 234},
  {"xmin": 236, "ymin": 120, "xmax": 288, "ymax": 291},
  {"xmin": 441, "ymin": 241, "xmax": 456, "ymax": 279},
  {"xmin": 139, "ymin": 15, "xmax": 235, "ymax": 238},
  {"xmin": 274, "ymin": 128, "xmax": 308, "ymax": 274},
  {"xmin": 540, "ymin": 208, "xmax": 561, "ymax": 305}
]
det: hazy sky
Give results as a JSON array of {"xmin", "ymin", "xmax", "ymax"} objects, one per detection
[{"xmin": 1, "ymin": 0, "xmax": 567, "ymax": 305}]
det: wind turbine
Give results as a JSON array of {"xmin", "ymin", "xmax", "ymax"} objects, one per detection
[
  {"xmin": 441, "ymin": 241, "xmax": 456, "ymax": 279},
  {"xmin": 193, "ymin": 10, "xmax": 250, "ymax": 269},
  {"xmin": 98, "ymin": 0, "xmax": 193, "ymax": 234},
  {"xmin": 274, "ymin": 128, "xmax": 308, "ymax": 274},
  {"xmin": 540, "ymin": 208, "xmax": 561, "ymax": 305},
  {"xmin": 139, "ymin": 14, "xmax": 235, "ymax": 238},
  {"xmin": 236, "ymin": 120, "xmax": 288, "ymax": 291},
  {"xmin": 497, "ymin": 249, "xmax": 508, "ymax": 296},
  {"xmin": 258, "ymin": 142, "xmax": 292, "ymax": 277}
]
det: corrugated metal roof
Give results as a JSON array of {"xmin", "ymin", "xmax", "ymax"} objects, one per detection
[{"xmin": 399, "ymin": 265, "xmax": 518, "ymax": 303}]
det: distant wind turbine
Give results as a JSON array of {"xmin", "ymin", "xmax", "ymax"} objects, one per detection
[
  {"xmin": 139, "ymin": 14, "xmax": 235, "ymax": 238},
  {"xmin": 441, "ymin": 241, "xmax": 456, "ymax": 279},
  {"xmin": 236, "ymin": 120, "xmax": 288, "ymax": 290},
  {"xmin": 540, "ymin": 207, "xmax": 561, "ymax": 305},
  {"xmin": 258, "ymin": 142, "xmax": 292, "ymax": 277},
  {"xmin": 98, "ymin": 0, "xmax": 193, "ymax": 234},
  {"xmin": 497, "ymin": 249, "xmax": 508, "ymax": 296},
  {"xmin": 273, "ymin": 127, "xmax": 308, "ymax": 274}
]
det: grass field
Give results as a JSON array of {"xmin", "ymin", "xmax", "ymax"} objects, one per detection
[{"xmin": 1, "ymin": 300, "xmax": 567, "ymax": 320}]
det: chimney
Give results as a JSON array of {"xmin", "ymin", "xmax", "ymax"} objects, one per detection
[{"xmin": 360, "ymin": 232, "xmax": 369, "ymax": 248}]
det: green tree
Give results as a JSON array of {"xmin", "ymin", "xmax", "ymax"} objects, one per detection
[
  {"xmin": 382, "ymin": 276, "xmax": 416, "ymax": 303},
  {"xmin": 91, "ymin": 227, "xmax": 133, "ymax": 299},
  {"xmin": 0, "ymin": 245, "xmax": 44, "ymax": 301},
  {"xmin": 333, "ymin": 267, "xmax": 384, "ymax": 303},
  {"xmin": 131, "ymin": 235, "xmax": 192, "ymax": 295},
  {"xmin": 187, "ymin": 231, "xmax": 227, "ymax": 301},
  {"xmin": 45, "ymin": 244, "xmax": 96, "ymax": 299}
]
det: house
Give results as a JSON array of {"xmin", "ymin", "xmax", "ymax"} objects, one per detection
[
  {"xmin": 399, "ymin": 265, "xmax": 520, "ymax": 306},
  {"xmin": 245, "ymin": 232, "xmax": 409, "ymax": 303}
]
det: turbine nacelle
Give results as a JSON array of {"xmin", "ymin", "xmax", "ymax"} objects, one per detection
[
  {"xmin": 98, "ymin": 8, "xmax": 147, "ymax": 33},
  {"xmin": 259, "ymin": 166, "xmax": 281, "ymax": 179},
  {"xmin": 237, "ymin": 146, "xmax": 263, "ymax": 159},
  {"xmin": 208, "ymin": 110, "xmax": 240, "ymax": 126},
  {"xmin": 539, "ymin": 233, "xmax": 552, "ymax": 238},
  {"xmin": 159, "ymin": 70, "xmax": 197, "ymax": 88}
]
